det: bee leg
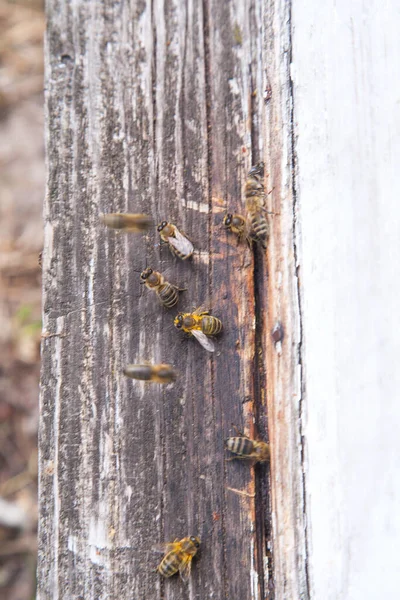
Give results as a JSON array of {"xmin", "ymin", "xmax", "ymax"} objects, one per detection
[
  {"xmin": 174, "ymin": 285, "xmax": 187, "ymax": 292},
  {"xmin": 232, "ymin": 425, "xmax": 246, "ymax": 437}
]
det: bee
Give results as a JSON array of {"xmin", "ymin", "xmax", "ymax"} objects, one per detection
[
  {"xmin": 157, "ymin": 221, "xmax": 194, "ymax": 260},
  {"xmin": 123, "ymin": 363, "xmax": 177, "ymax": 384},
  {"xmin": 223, "ymin": 212, "xmax": 251, "ymax": 246},
  {"xmin": 225, "ymin": 429, "xmax": 270, "ymax": 463},
  {"xmin": 139, "ymin": 267, "xmax": 185, "ymax": 308},
  {"xmin": 174, "ymin": 308, "xmax": 222, "ymax": 352},
  {"xmin": 244, "ymin": 162, "xmax": 270, "ymax": 249},
  {"xmin": 157, "ymin": 535, "xmax": 200, "ymax": 582},
  {"xmin": 101, "ymin": 213, "xmax": 153, "ymax": 232}
]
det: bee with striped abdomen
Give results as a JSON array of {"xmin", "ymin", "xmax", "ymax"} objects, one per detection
[
  {"xmin": 101, "ymin": 213, "xmax": 153, "ymax": 232},
  {"xmin": 157, "ymin": 221, "xmax": 194, "ymax": 260},
  {"xmin": 157, "ymin": 535, "xmax": 200, "ymax": 582},
  {"xmin": 225, "ymin": 430, "xmax": 270, "ymax": 463},
  {"xmin": 140, "ymin": 268, "xmax": 185, "ymax": 308},
  {"xmin": 174, "ymin": 308, "xmax": 222, "ymax": 352},
  {"xmin": 244, "ymin": 162, "xmax": 270, "ymax": 249},
  {"xmin": 123, "ymin": 364, "xmax": 177, "ymax": 384}
]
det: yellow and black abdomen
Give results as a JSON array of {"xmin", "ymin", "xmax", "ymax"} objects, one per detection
[
  {"xmin": 249, "ymin": 210, "xmax": 269, "ymax": 249},
  {"xmin": 157, "ymin": 283, "xmax": 179, "ymax": 308},
  {"xmin": 201, "ymin": 316, "xmax": 222, "ymax": 336},
  {"xmin": 158, "ymin": 550, "xmax": 184, "ymax": 578},
  {"xmin": 226, "ymin": 436, "xmax": 255, "ymax": 457}
]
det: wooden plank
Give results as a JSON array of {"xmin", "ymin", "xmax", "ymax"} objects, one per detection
[
  {"xmin": 39, "ymin": 0, "xmax": 286, "ymax": 598},
  {"xmin": 261, "ymin": 1, "xmax": 309, "ymax": 599},
  {"xmin": 291, "ymin": 2, "xmax": 400, "ymax": 599}
]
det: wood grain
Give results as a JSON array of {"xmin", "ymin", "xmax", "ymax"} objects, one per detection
[{"xmin": 38, "ymin": 0, "xmax": 284, "ymax": 598}]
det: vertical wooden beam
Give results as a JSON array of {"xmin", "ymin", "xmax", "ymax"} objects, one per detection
[
  {"xmin": 291, "ymin": 1, "xmax": 400, "ymax": 599},
  {"xmin": 39, "ymin": 0, "xmax": 279, "ymax": 598}
]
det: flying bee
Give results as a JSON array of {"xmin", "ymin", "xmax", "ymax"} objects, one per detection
[
  {"xmin": 157, "ymin": 221, "xmax": 194, "ymax": 260},
  {"xmin": 101, "ymin": 213, "xmax": 153, "ymax": 232},
  {"xmin": 123, "ymin": 363, "xmax": 177, "ymax": 384},
  {"xmin": 244, "ymin": 162, "xmax": 270, "ymax": 249},
  {"xmin": 225, "ymin": 429, "xmax": 270, "ymax": 463},
  {"xmin": 223, "ymin": 212, "xmax": 252, "ymax": 246},
  {"xmin": 157, "ymin": 535, "xmax": 200, "ymax": 582},
  {"xmin": 139, "ymin": 267, "xmax": 185, "ymax": 308},
  {"xmin": 174, "ymin": 308, "xmax": 222, "ymax": 352}
]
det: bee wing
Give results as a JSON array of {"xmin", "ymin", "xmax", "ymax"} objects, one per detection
[
  {"xmin": 179, "ymin": 556, "xmax": 193, "ymax": 583},
  {"xmin": 168, "ymin": 230, "xmax": 194, "ymax": 257},
  {"xmin": 152, "ymin": 541, "xmax": 180, "ymax": 554},
  {"xmin": 191, "ymin": 329, "xmax": 215, "ymax": 352}
]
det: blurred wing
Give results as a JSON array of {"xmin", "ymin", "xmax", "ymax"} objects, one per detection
[
  {"xmin": 192, "ymin": 329, "xmax": 215, "ymax": 352},
  {"xmin": 179, "ymin": 556, "xmax": 192, "ymax": 583},
  {"xmin": 152, "ymin": 542, "xmax": 180, "ymax": 555},
  {"xmin": 168, "ymin": 230, "xmax": 194, "ymax": 257}
]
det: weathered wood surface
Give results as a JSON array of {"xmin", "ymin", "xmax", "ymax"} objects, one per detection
[
  {"xmin": 39, "ymin": 0, "xmax": 306, "ymax": 599},
  {"xmin": 291, "ymin": 2, "xmax": 400, "ymax": 599}
]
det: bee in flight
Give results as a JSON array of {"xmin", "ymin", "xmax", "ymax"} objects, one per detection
[
  {"xmin": 157, "ymin": 221, "xmax": 194, "ymax": 260},
  {"xmin": 244, "ymin": 162, "xmax": 270, "ymax": 249},
  {"xmin": 139, "ymin": 268, "xmax": 185, "ymax": 308},
  {"xmin": 156, "ymin": 535, "xmax": 200, "ymax": 582},
  {"xmin": 225, "ymin": 429, "xmax": 270, "ymax": 463},
  {"xmin": 174, "ymin": 308, "xmax": 222, "ymax": 352},
  {"xmin": 100, "ymin": 213, "xmax": 153, "ymax": 232},
  {"xmin": 123, "ymin": 363, "xmax": 177, "ymax": 384}
]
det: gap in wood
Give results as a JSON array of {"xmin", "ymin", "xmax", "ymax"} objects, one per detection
[{"xmin": 250, "ymin": 42, "xmax": 274, "ymax": 600}]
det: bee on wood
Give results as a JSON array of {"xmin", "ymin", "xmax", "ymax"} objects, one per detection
[
  {"xmin": 244, "ymin": 162, "xmax": 270, "ymax": 249},
  {"xmin": 157, "ymin": 221, "xmax": 194, "ymax": 260},
  {"xmin": 223, "ymin": 212, "xmax": 251, "ymax": 246},
  {"xmin": 101, "ymin": 213, "xmax": 153, "ymax": 232},
  {"xmin": 225, "ymin": 429, "xmax": 270, "ymax": 463},
  {"xmin": 139, "ymin": 268, "xmax": 185, "ymax": 308},
  {"xmin": 157, "ymin": 535, "xmax": 200, "ymax": 582},
  {"xmin": 123, "ymin": 363, "xmax": 177, "ymax": 384},
  {"xmin": 174, "ymin": 308, "xmax": 222, "ymax": 353}
]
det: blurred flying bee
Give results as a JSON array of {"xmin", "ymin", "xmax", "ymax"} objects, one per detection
[
  {"xmin": 157, "ymin": 535, "xmax": 200, "ymax": 582},
  {"xmin": 101, "ymin": 213, "xmax": 153, "ymax": 232},
  {"xmin": 225, "ymin": 429, "xmax": 270, "ymax": 463},
  {"xmin": 123, "ymin": 363, "xmax": 177, "ymax": 384},
  {"xmin": 140, "ymin": 268, "xmax": 185, "ymax": 308},
  {"xmin": 223, "ymin": 212, "xmax": 251, "ymax": 246},
  {"xmin": 174, "ymin": 308, "xmax": 222, "ymax": 352},
  {"xmin": 157, "ymin": 221, "xmax": 194, "ymax": 260},
  {"xmin": 244, "ymin": 162, "xmax": 270, "ymax": 249}
]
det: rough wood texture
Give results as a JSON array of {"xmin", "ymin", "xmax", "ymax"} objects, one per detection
[{"xmin": 39, "ymin": 0, "xmax": 309, "ymax": 598}]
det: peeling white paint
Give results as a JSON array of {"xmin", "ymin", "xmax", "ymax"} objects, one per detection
[
  {"xmin": 228, "ymin": 77, "xmax": 240, "ymax": 96},
  {"xmin": 180, "ymin": 198, "xmax": 209, "ymax": 213},
  {"xmin": 250, "ymin": 539, "xmax": 259, "ymax": 600}
]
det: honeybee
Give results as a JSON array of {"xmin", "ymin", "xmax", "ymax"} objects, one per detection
[
  {"xmin": 140, "ymin": 268, "xmax": 185, "ymax": 308},
  {"xmin": 174, "ymin": 308, "xmax": 222, "ymax": 352},
  {"xmin": 223, "ymin": 212, "xmax": 251, "ymax": 246},
  {"xmin": 123, "ymin": 363, "xmax": 177, "ymax": 384},
  {"xmin": 101, "ymin": 213, "xmax": 153, "ymax": 232},
  {"xmin": 225, "ymin": 429, "xmax": 270, "ymax": 463},
  {"xmin": 157, "ymin": 221, "xmax": 194, "ymax": 260},
  {"xmin": 157, "ymin": 535, "xmax": 200, "ymax": 582},
  {"xmin": 244, "ymin": 162, "xmax": 269, "ymax": 249}
]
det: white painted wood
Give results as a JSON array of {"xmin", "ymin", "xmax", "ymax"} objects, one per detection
[{"xmin": 292, "ymin": 2, "xmax": 400, "ymax": 599}]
